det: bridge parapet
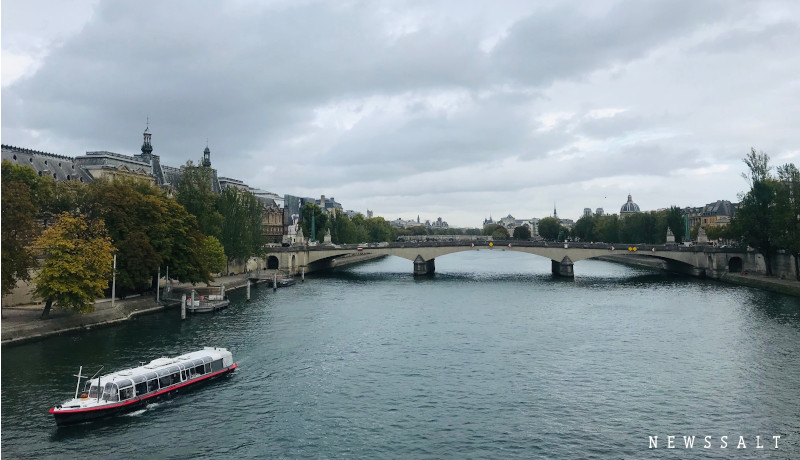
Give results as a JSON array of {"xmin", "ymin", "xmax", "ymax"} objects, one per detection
[{"xmin": 265, "ymin": 241, "xmax": 755, "ymax": 278}]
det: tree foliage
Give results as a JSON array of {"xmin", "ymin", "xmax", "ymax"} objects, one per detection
[
  {"xmin": 33, "ymin": 213, "xmax": 114, "ymax": 317},
  {"xmin": 537, "ymin": 217, "xmax": 563, "ymax": 240},
  {"xmin": 512, "ymin": 225, "xmax": 531, "ymax": 240},
  {"xmin": 84, "ymin": 179, "xmax": 212, "ymax": 291},
  {"xmin": 2, "ymin": 179, "xmax": 39, "ymax": 295},
  {"xmin": 176, "ymin": 163, "xmax": 222, "ymax": 238},
  {"xmin": 730, "ymin": 149, "xmax": 778, "ymax": 275},
  {"xmin": 202, "ymin": 236, "xmax": 227, "ymax": 274},
  {"xmin": 299, "ymin": 203, "xmax": 329, "ymax": 242},
  {"xmin": 491, "ymin": 226, "xmax": 509, "ymax": 239},
  {"xmin": 217, "ymin": 187, "xmax": 265, "ymax": 263},
  {"xmin": 665, "ymin": 206, "xmax": 685, "ymax": 243},
  {"xmin": 1, "ymin": 160, "xmax": 57, "ymax": 295}
]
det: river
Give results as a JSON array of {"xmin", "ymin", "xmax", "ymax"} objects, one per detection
[{"xmin": 2, "ymin": 251, "xmax": 799, "ymax": 459}]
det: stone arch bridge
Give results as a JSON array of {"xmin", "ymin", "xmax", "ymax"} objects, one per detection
[{"xmin": 264, "ymin": 241, "xmax": 757, "ymax": 279}]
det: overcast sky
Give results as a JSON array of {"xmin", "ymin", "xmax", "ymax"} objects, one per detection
[{"xmin": 3, "ymin": 0, "xmax": 799, "ymax": 227}]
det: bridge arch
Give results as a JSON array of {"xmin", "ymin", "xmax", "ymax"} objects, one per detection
[
  {"xmin": 267, "ymin": 255, "xmax": 280, "ymax": 270},
  {"xmin": 728, "ymin": 257, "xmax": 743, "ymax": 273}
]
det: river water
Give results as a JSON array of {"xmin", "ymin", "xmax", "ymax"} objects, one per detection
[{"xmin": 2, "ymin": 251, "xmax": 799, "ymax": 459}]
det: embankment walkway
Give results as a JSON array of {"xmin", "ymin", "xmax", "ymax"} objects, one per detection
[{"xmin": 1, "ymin": 274, "xmax": 253, "ymax": 347}]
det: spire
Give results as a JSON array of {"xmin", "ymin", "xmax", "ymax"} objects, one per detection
[
  {"xmin": 202, "ymin": 141, "xmax": 211, "ymax": 167},
  {"xmin": 553, "ymin": 202, "xmax": 558, "ymax": 218},
  {"xmin": 140, "ymin": 120, "xmax": 153, "ymax": 162}
]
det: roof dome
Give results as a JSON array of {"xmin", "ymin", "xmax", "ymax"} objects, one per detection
[{"xmin": 620, "ymin": 194, "xmax": 640, "ymax": 214}]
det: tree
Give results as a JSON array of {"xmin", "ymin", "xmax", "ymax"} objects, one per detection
[
  {"xmin": 774, "ymin": 163, "xmax": 800, "ymax": 279},
  {"xmin": 537, "ymin": 217, "xmax": 562, "ymax": 240},
  {"xmin": 365, "ymin": 217, "xmax": 395, "ymax": 242},
  {"xmin": 33, "ymin": 213, "xmax": 114, "ymax": 318},
  {"xmin": 482, "ymin": 224, "xmax": 503, "ymax": 236},
  {"xmin": 665, "ymin": 206, "xmax": 685, "ymax": 243},
  {"xmin": 176, "ymin": 162, "xmax": 222, "ymax": 238},
  {"xmin": 1, "ymin": 181, "xmax": 38, "ymax": 295},
  {"xmin": 491, "ymin": 226, "xmax": 509, "ymax": 239},
  {"xmin": 84, "ymin": 179, "xmax": 212, "ymax": 290},
  {"xmin": 299, "ymin": 203, "xmax": 329, "ymax": 242},
  {"xmin": 571, "ymin": 215, "xmax": 595, "ymax": 242},
  {"xmin": 1, "ymin": 160, "xmax": 54, "ymax": 295},
  {"xmin": 84, "ymin": 180, "xmax": 163, "ymax": 294},
  {"xmin": 730, "ymin": 149, "xmax": 777, "ymax": 275},
  {"xmin": 201, "ymin": 236, "xmax": 227, "ymax": 274},
  {"xmin": 512, "ymin": 225, "xmax": 531, "ymax": 240},
  {"xmin": 217, "ymin": 187, "xmax": 265, "ymax": 265}
]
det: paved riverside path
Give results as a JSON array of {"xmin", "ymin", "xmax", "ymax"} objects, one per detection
[{"xmin": 1, "ymin": 274, "xmax": 254, "ymax": 347}]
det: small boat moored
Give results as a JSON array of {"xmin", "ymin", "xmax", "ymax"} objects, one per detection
[
  {"xmin": 50, "ymin": 347, "xmax": 237, "ymax": 426},
  {"xmin": 276, "ymin": 275, "xmax": 296, "ymax": 287},
  {"xmin": 186, "ymin": 294, "xmax": 230, "ymax": 314}
]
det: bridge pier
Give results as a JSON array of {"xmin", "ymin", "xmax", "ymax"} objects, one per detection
[
  {"xmin": 413, "ymin": 255, "xmax": 435, "ymax": 276},
  {"xmin": 551, "ymin": 256, "xmax": 574, "ymax": 278}
]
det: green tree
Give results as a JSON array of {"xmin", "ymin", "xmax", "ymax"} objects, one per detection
[
  {"xmin": 593, "ymin": 215, "xmax": 620, "ymax": 243},
  {"xmin": 84, "ymin": 180, "xmax": 162, "ymax": 294},
  {"xmin": 491, "ymin": 226, "xmax": 509, "ymax": 239},
  {"xmin": 665, "ymin": 206, "xmax": 685, "ymax": 243},
  {"xmin": 329, "ymin": 210, "xmax": 361, "ymax": 244},
  {"xmin": 1, "ymin": 160, "xmax": 60, "ymax": 295},
  {"xmin": 774, "ymin": 163, "xmax": 800, "ymax": 279},
  {"xmin": 703, "ymin": 225, "xmax": 728, "ymax": 242},
  {"xmin": 201, "ymin": 236, "xmax": 227, "ymax": 274},
  {"xmin": 482, "ymin": 223, "xmax": 503, "ymax": 236},
  {"xmin": 1, "ymin": 180, "xmax": 39, "ymax": 295},
  {"xmin": 85, "ymin": 179, "xmax": 212, "ymax": 291},
  {"xmin": 571, "ymin": 215, "xmax": 595, "ymax": 242},
  {"xmin": 730, "ymin": 149, "xmax": 778, "ymax": 275},
  {"xmin": 176, "ymin": 162, "xmax": 222, "ymax": 238},
  {"xmin": 299, "ymin": 203, "xmax": 329, "ymax": 242},
  {"xmin": 537, "ymin": 217, "xmax": 562, "ymax": 240},
  {"xmin": 512, "ymin": 225, "xmax": 531, "ymax": 240},
  {"xmin": 33, "ymin": 213, "xmax": 114, "ymax": 318},
  {"xmin": 217, "ymin": 187, "xmax": 265, "ymax": 265},
  {"xmin": 365, "ymin": 217, "xmax": 395, "ymax": 242}
]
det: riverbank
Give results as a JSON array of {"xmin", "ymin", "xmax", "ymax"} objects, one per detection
[
  {"xmin": 0, "ymin": 273, "xmax": 254, "ymax": 348},
  {"xmin": 598, "ymin": 254, "xmax": 800, "ymax": 297},
  {"xmin": 0, "ymin": 255, "xmax": 387, "ymax": 348}
]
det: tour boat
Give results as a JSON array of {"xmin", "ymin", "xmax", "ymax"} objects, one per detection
[{"xmin": 50, "ymin": 347, "xmax": 237, "ymax": 426}]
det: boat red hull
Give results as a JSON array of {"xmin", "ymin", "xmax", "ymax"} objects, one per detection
[{"xmin": 51, "ymin": 363, "xmax": 237, "ymax": 426}]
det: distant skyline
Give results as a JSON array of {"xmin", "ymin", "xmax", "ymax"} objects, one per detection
[{"xmin": 3, "ymin": 0, "xmax": 799, "ymax": 227}]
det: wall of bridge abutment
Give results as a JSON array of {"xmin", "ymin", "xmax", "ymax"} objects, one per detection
[
  {"xmin": 413, "ymin": 256, "xmax": 436, "ymax": 276},
  {"xmin": 551, "ymin": 256, "xmax": 574, "ymax": 278}
]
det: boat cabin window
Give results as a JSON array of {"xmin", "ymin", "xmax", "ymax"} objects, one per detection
[
  {"xmin": 147, "ymin": 379, "xmax": 159, "ymax": 393},
  {"xmin": 135, "ymin": 381, "xmax": 147, "ymax": 396},
  {"xmin": 85, "ymin": 383, "xmax": 101, "ymax": 398},
  {"xmin": 119, "ymin": 386, "xmax": 134, "ymax": 401},
  {"xmin": 101, "ymin": 382, "xmax": 119, "ymax": 402},
  {"xmin": 211, "ymin": 359, "xmax": 223, "ymax": 372},
  {"xmin": 194, "ymin": 365, "xmax": 205, "ymax": 375}
]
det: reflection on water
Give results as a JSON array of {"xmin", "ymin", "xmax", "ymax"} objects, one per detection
[{"xmin": 2, "ymin": 252, "xmax": 799, "ymax": 459}]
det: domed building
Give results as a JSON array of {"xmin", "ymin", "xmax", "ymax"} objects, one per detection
[{"xmin": 620, "ymin": 194, "xmax": 640, "ymax": 218}]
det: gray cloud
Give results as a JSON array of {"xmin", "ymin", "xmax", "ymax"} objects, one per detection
[{"xmin": 3, "ymin": 0, "xmax": 799, "ymax": 226}]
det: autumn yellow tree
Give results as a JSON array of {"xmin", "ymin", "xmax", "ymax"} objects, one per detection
[{"xmin": 33, "ymin": 213, "xmax": 115, "ymax": 318}]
